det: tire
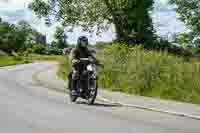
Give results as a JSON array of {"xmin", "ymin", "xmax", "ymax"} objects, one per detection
[
  {"xmin": 69, "ymin": 90, "xmax": 78, "ymax": 102},
  {"xmin": 69, "ymin": 78, "xmax": 78, "ymax": 103},
  {"xmin": 87, "ymin": 79, "xmax": 98, "ymax": 105}
]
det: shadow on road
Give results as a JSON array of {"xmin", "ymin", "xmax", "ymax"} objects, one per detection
[{"xmin": 76, "ymin": 101, "xmax": 122, "ymax": 108}]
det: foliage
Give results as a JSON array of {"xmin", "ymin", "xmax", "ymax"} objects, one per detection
[
  {"xmin": 52, "ymin": 26, "xmax": 68, "ymax": 49},
  {"xmin": 192, "ymin": 48, "xmax": 200, "ymax": 56},
  {"xmin": 57, "ymin": 56, "xmax": 71, "ymax": 80},
  {"xmin": 0, "ymin": 56, "xmax": 26, "ymax": 67},
  {"xmin": 95, "ymin": 42, "xmax": 112, "ymax": 49},
  {"xmin": 47, "ymin": 47, "xmax": 63, "ymax": 55},
  {"xmin": 29, "ymin": 0, "xmax": 155, "ymax": 44},
  {"xmin": 0, "ymin": 54, "xmax": 63, "ymax": 67},
  {"xmin": 32, "ymin": 44, "xmax": 47, "ymax": 54},
  {"xmin": 58, "ymin": 43, "xmax": 200, "ymax": 104},
  {"xmin": 0, "ymin": 50, "xmax": 7, "ymax": 56},
  {"xmin": 175, "ymin": 33, "xmax": 192, "ymax": 48},
  {"xmin": 11, "ymin": 51, "xmax": 24, "ymax": 61},
  {"xmin": 170, "ymin": 0, "xmax": 200, "ymax": 47},
  {"xmin": 97, "ymin": 45, "xmax": 200, "ymax": 104},
  {"xmin": 32, "ymin": 43, "xmax": 63, "ymax": 55},
  {"xmin": 0, "ymin": 21, "xmax": 22, "ymax": 53},
  {"xmin": 0, "ymin": 19, "xmax": 46, "ymax": 53}
]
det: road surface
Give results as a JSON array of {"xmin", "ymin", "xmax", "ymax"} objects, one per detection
[{"xmin": 0, "ymin": 62, "xmax": 199, "ymax": 133}]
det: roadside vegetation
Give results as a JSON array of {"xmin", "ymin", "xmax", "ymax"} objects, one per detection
[
  {"xmin": 0, "ymin": 17, "xmax": 67, "ymax": 67},
  {"xmin": 97, "ymin": 44, "xmax": 200, "ymax": 104},
  {"xmin": 31, "ymin": 54, "xmax": 63, "ymax": 61},
  {"xmin": 0, "ymin": 54, "xmax": 63, "ymax": 67},
  {"xmin": 0, "ymin": 56, "xmax": 27, "ymax": 67},
  {"xmin": 57, "ymin": 56, "xmax": 70, "ymax": 81},
  {"xmin": 58, "ymin": 43, "xmax": 200, "ymax": 104}
]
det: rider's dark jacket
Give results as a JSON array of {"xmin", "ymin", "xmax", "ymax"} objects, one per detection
[
  {"xmin": 69, "ymin": 47, "xmax": 92, "ymax": 64},
  {"xmin": 69, "ymin": 47, "xmax": 97, "ymax": 78}
]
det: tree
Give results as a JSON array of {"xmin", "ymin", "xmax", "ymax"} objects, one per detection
[
  {"xmin": 0, "ymin": 21, "xmax": 21, "ymax": 53},
  {"xmin": 17, "ymin": 20, "xmax": 47, "ymax": 49},
  {"xmin": 175, "ymin": 33, "xmax": 193, "ymax": 48},
  {"xmin": 29, "ymin": 0, "xmax": 155, "ymax": 44},
  {"xmin": 16, "ymin": 20, "xmax": 32, "ymax": 50},
  {"xmin": 32, "ymin": 43, "xmax": 47, "ymax": 54},
  {"xmin": 53, "ymin": 26, "xmax": 68, "ymax": 49},
  {"xmin": 0, "ymin": 19, "xmax": 46, "ymax": 53},
  {"xmin": 170, "ymin": 0, "xmax": 200, "ymax": 47}
]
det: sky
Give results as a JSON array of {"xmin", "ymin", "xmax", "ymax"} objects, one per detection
[{"xmin": 0, "ymin": 0, "xmax": 187, "ymax": 44}]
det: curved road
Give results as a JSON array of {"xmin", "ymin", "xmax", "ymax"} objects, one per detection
[{"xmin": 0, "ymin": 62, "xmax": 199, "ymax": 133}]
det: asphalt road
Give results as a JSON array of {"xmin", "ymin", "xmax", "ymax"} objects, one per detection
[{"xmin": 0, "ymin": 62, "xmax": 199, "ymax": 133}]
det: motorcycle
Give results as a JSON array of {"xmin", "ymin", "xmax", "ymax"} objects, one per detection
[{"xmin": 68, "ymin": 58, "xmax": 103, "ymax": 105}]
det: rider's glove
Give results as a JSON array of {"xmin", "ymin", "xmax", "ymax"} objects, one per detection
[
  {"xmin": 89, "ymin": 58, "xmax": 94, "ymax": 63},
  {"xmin": 72, "ymin": 59, "xmax": 80, "ymax": 65}
]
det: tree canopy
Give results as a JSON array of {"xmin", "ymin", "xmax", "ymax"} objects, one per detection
[
  {"xmin": 0, "ymin": 18, "xmax": 46, "ymax": 53},
  {"xmin": 170, "ymin": 0, "xmax": 200, "ymax": 47},
  {"xmin": 53, "ymin": 26, "xmax": 68, "ymax": 48},
  {"xmin": 29, "ymin": 0, "xmax": 155, "ymax": 44}
]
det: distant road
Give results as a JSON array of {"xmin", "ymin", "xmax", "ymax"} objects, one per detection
[{"xmin": 0, "ymin": 62, "xmax": 199, "ymax": 133}]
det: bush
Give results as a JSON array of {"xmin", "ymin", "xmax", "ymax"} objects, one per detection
[
  {"xmin": 13, "ymin": 55, "xmax": 24, "ymax": 61},
  {"xmin": 32, "ymin": 44, "xmax": 47, "ymax": 55},
  {"xmin": 11, "ymin": 51, "xmax": 24, "ymax": 61},
  {"xmin": 95, "ymin": 42, "xmax": 112, "ymax": 49},
  {"xmin": 47, "ymin": 47, "xmax": 63, "ymax": 55},
  {"xmin": 143, "ymin": 38, "xmax": 193, "ymax": 59},
  {"xmin": 193, "ymin": 48, "xmax": 200, "ymax": 55},
  {"xmin": 0, "ymin": 50, "xmax": 7, "ymax": 56}
]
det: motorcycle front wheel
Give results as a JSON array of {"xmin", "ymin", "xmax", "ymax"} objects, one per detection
[
  {"xmin": 69, "ymin": 90, "xmax": 78, "ymax": 102},
  {"xmin": 69, "ymin": 79, "xmax": 78, "ymax": 103},
  {"xmin": 87, "ymin": 79, "xmax": 98, "ymax": 105}
]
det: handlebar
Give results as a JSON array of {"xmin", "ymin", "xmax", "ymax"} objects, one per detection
[
  {"xmin": 80, "ymin": 58, "xmax": 90, "ymax": 61},
  {"xmin": 79, "ymin": 58, "xmax": 104, "ymax": 68}
]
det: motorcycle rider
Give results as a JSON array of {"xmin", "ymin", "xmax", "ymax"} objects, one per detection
[{"xmin": 68, "ymin": 36, "xmax": 101, "ymax": 94}]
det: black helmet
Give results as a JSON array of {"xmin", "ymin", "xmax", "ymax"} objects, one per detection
[{"xmin": 77, "ymin": 36, "xmax": 88, "ymax": 48}]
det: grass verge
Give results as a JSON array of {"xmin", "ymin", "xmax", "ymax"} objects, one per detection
[
  {"xmin": 0, "ymin": 56, "xmax": 27, "ymax": 67},
  {"xmin": 31, "ymin": 54, "xmax": 63, "ymax": 61},
  {"xmin": 0, "ymin": 55, "xmax": 63, "ymax": 67}
]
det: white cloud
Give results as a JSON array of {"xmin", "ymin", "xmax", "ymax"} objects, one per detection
[
  {"xmin": 0, "ymin": 0, "xmax": 57, "ymax": 43},
  {"xmin": 0, "ymin": 0, "xmax": 33, "ymax": 9},
  {"xmin": 152, "ymin": 0, "xmax": 187, "ymax": 38},
  {"xmin": 160, "ymin": 0, "xmax": 169, "ymax": 5}
]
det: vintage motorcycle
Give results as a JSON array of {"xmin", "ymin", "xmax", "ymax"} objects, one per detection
[{"xmin": 68, "ymin": 58, "xmax": 103, "ymax": 105}]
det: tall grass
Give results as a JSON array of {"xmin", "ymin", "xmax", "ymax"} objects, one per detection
[
  {"xmin": 98, "ymin": 44, "xmax": 200, "ymax": 104},
  {"xmin": 57, "ymin": 56, "xmax": 71, "ymax": 80},
  {"xmin": 58, "ymin": 44, "xmax": 200, "ymax": 104}
]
